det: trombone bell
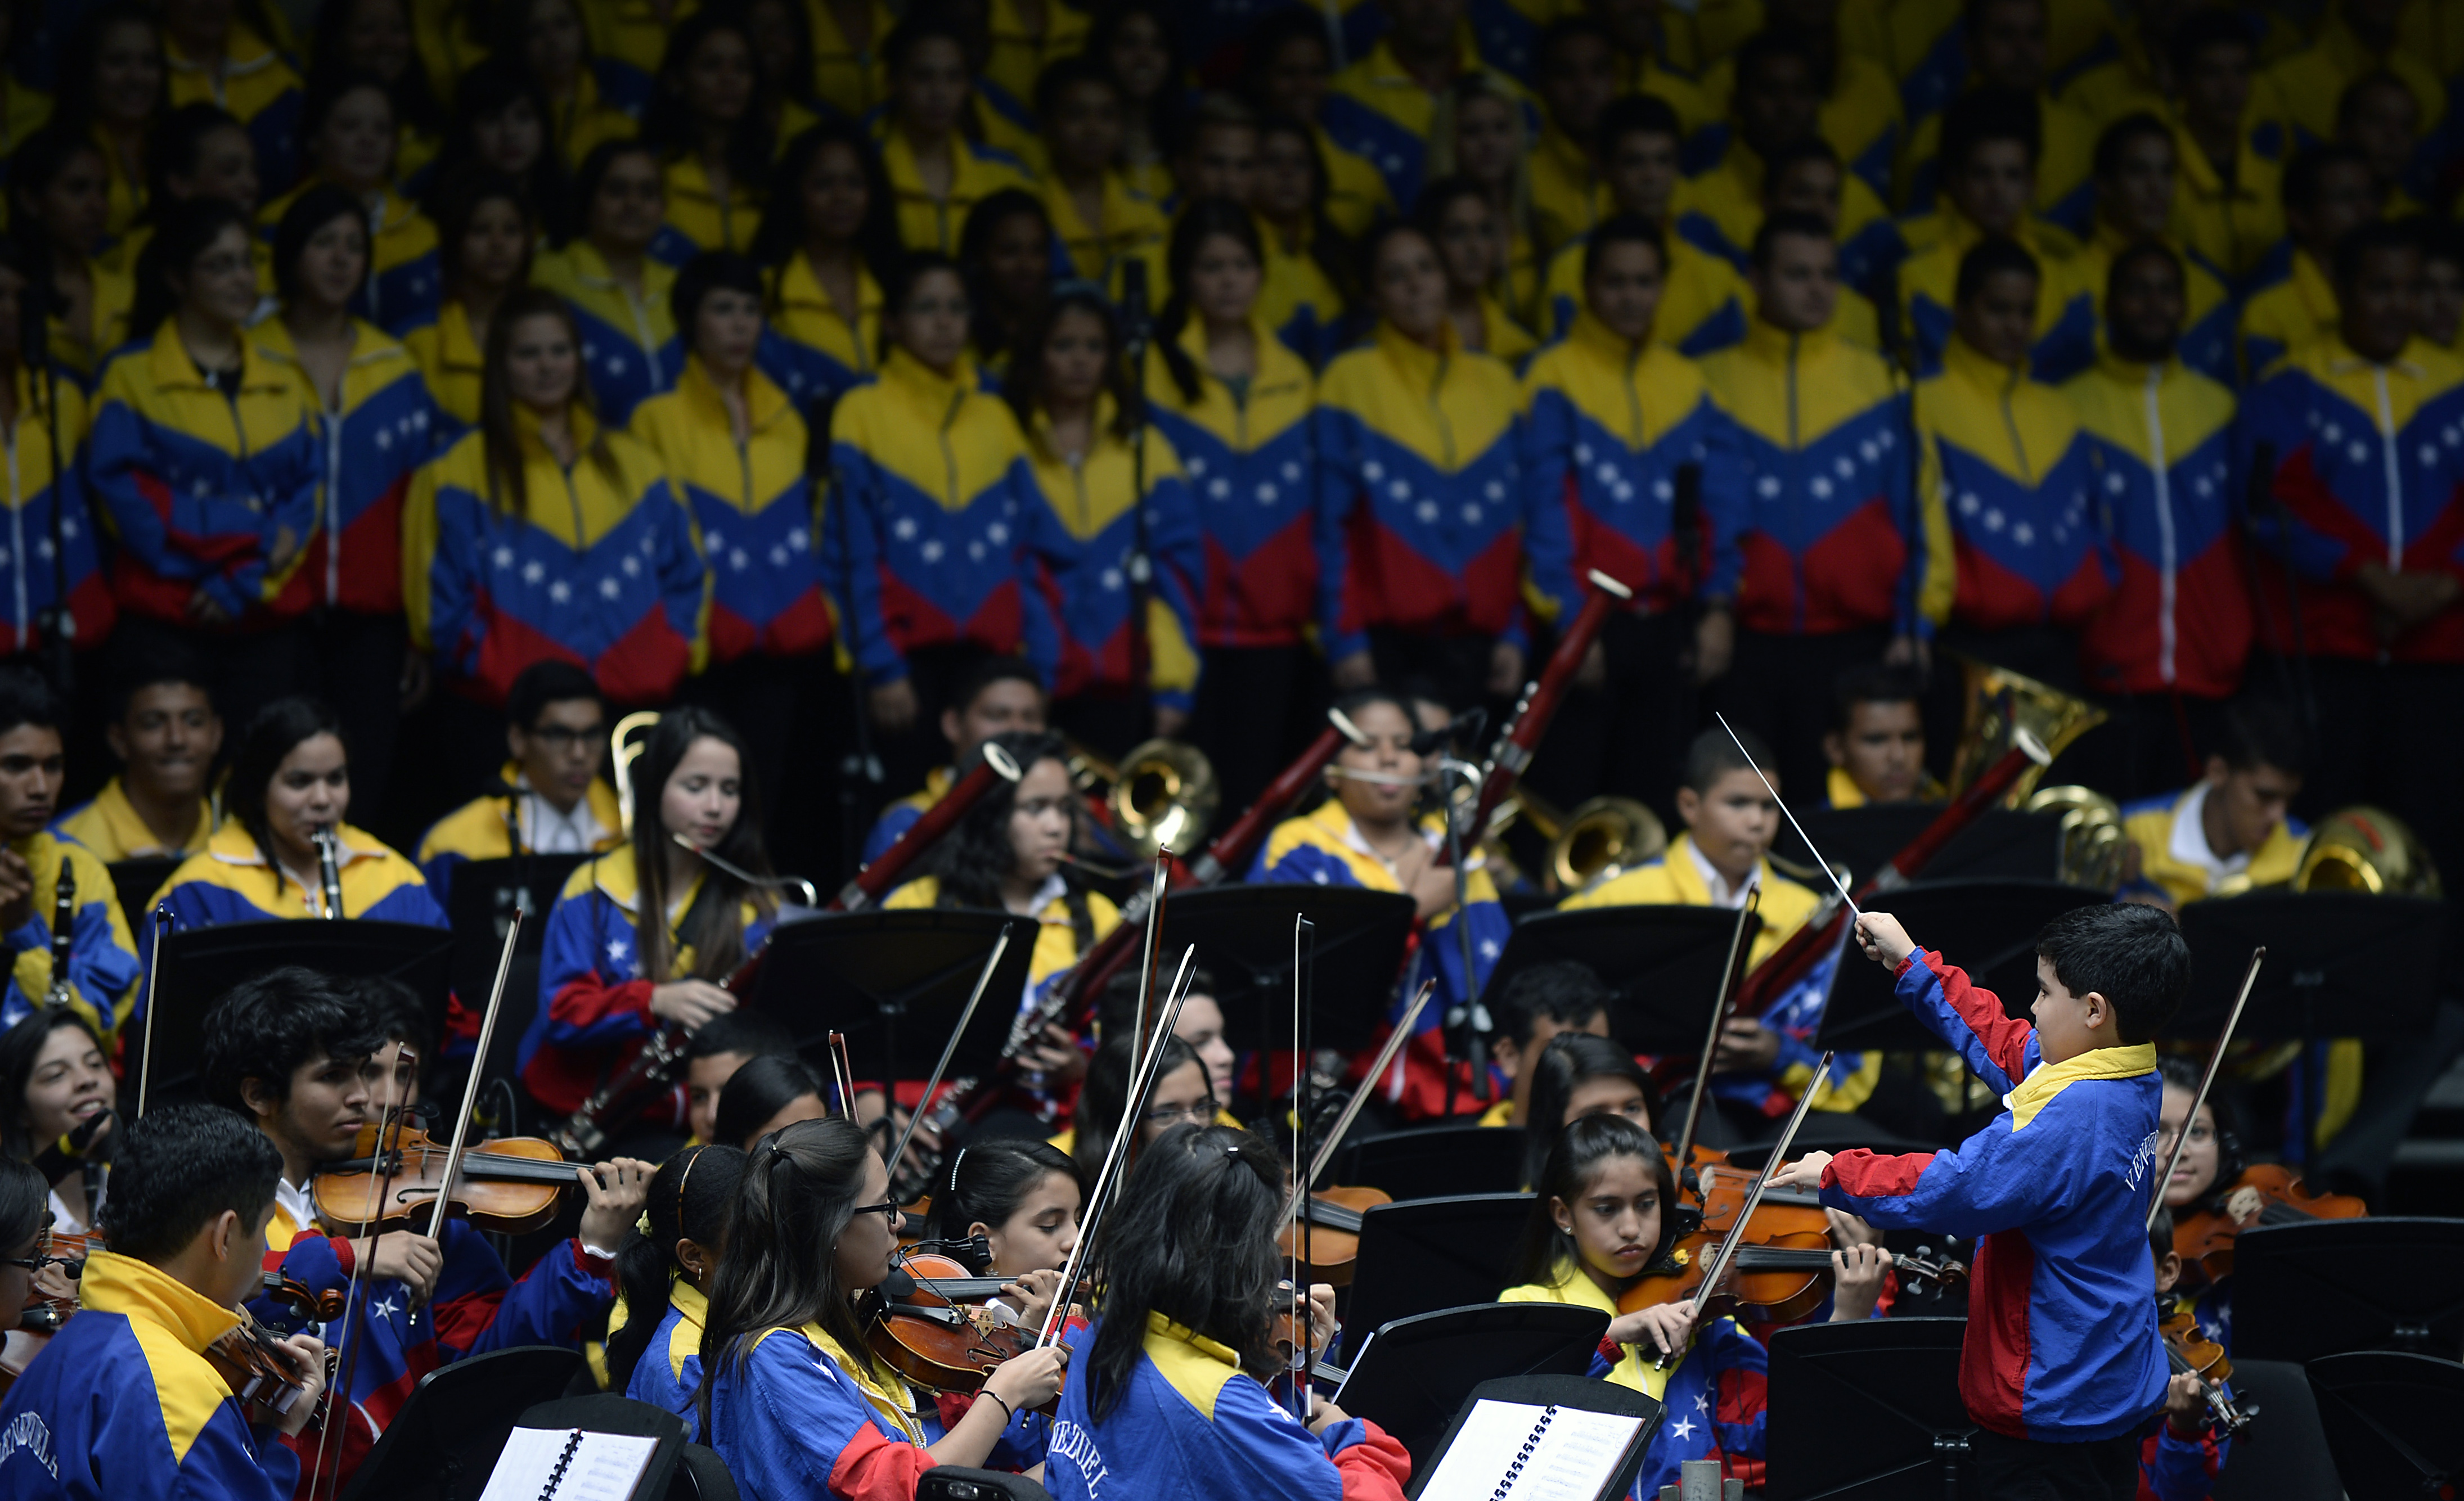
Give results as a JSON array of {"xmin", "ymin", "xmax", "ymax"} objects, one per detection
[
  {"xmin": 1109, "ymin": 738, "xmax": 1220, "ymax": 861},
  {"xmin": 1946, "ymin": 657, "xmax": 2107, "ymax": 808},
  {"xmin": 1548, "ymin": 796, "xmax": 1667, "ymax": 894},
  {"xmin": 611, "ymin": 710, "xmax": 662, "ymax": 839}
]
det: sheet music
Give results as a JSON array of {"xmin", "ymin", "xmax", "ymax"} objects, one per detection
[
  {"xmin": 475, "ymin": 1427, "xmax": 661, "ymax": 1501},
  {"xmin": 1415, "ymin": 1400, "xmax": 1644, "ymax": 1501}
]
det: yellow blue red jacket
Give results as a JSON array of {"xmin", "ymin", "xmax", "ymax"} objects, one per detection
[
  {"xmin": 654, "ymin": 154, "xmax": 762, "ymax": 266},
  {"xmin": 141, "ymin": 822, "xmax": 446, "ymax": 1025},
  {"xmin": 1698, "ymin": 48, "xmax": 1906, "ymax": 199},
  {"xmin": 2140, "ymin": 1402, "xmax": 2233, "ymax": 1501},
  {"xmin": 757, "ymin": 251, "xmax": 883, "ymax": 411},
  {"xmin": 878, "ymin": 126, "xmax": 1039, "ymax": 254},
  {"xmin": 1538, "ymin": 232, "xmax": 1750, "ymax": 359},
  {"xmin": 1676, "ymin": 144, "xmax": 1900, "ymax": 297},
  {"xmin": 1250, "ymin": 800, "xmax": 1508, "ymax": 1121},
  {"xmin": 1561, "ymin": 832, "xmax": 1873, "ymax": 1115},
  {"xmin": 1257, "ymin": 224, "xmax": 1349, "ymax": 368},
  {"xmin": 2077, "ymin": 224, "xmax": 2237, "ymax": 388},
  {"xmin": 861, "ymin": 764, "xmax": 950, "ymax": 864},
  {"xmin": 401, "ymin": 299, "xmax": 485, "ymax": 430},
  {"xmin": 1040, "ymin": 170, "xmax": 1167, "ymax": 289},
  {"xmin": 1020, "ymin": 398, "xmax": 1202, "ymax": 710},
  {"xmin": 2237, "ymin": 248, "xmax": 2336, "ymax": 382},
  {"xmin": 533, "ymin": 241, "xmax": 683, "ymax": 426},
  {"xmin": 258, "ymin": 183, "xmax": 440, "ymax": 336},
  {"xmin": 250, "ymin": 1192, "xmax": 618, "ymax": 1487},
  {"xmin": 2063, "ymin": 353, "xmax": 2250, "ymax": 697},
  {"xmin": 403, "ymin": 407, "xmax": 709, "ymax": 707},
  {"xmin": 1912, "ymin": 333, "xmax": 2112, "ymax": 632},
  {"xmin": 630, "ymin": 356, "xmax": 830, "ymax": 663},
  {"xmin": 1818, "ymin": 949, "xmax": 2168, "ymax": 1441},
  {"xmin": 1701, "ymin": 316, "xmax": 1921, "ymax": 637},
  {"xmin": 2255, "ymin": 4, "xmax": 2447, "ymax": 190},
  {"xmin": 820, "ymin": 347, "xmax": 1058, "ymax": 686},
  {"xmin": 1140, "ymin": 315, "xmax": 1319, "ymax": 648},
  {"xmin": 52, "ymin": 776, "xmax": 216, "ymax": 863},
  {"xmin": 165, "ymin": 24, "xmax": 304, "ymax": 192},
  {"xmin": 252, "ymin": 318, "xmax": 442, "ymax": 617},
  {"xmin": 414, "ymin": 761, "xmax": 626, "ymax": 908},
  {"xmin": 700, "ymin": 1319, "xmax": 945, "ymax": 1501},
  {"xmin": 1321, "ymin": 36, "xmax": 1527, "ymax": 211},
  {"xmin": 1892, "ymin": 212, "xmax": 2096, "ymax": 383},
  {"xmin": 2239, "ymin": 335, "xmax": 2464, "ymax": 664},
  {"xmin": 0, "ymin": 1248, "xmax": 302, "ymax": 1501},
  {"xmin": 1042, "ymin": 1313, "xmax": 1413, "ymax": 1501},
  {"xmin": 1900, "ymin": 91, "xmax": 2098, "ymax": 238},
  {"xmin": 2118, "ymin": 783, "xmax": 2306, "ymax": 908},
  {"xmin": 0, "ymin": 831, "xmax": 139, "ymax": 1040},
  {"xmin": 0, "ymin": 366, "xmax": 111, "ymax": 653},
  {"xmin": 1314, "ymin": 319, "xmax": 1570, "ymax": 657},
  {"xmin": 521, "ymin": 844, "xmax": 779, "ymax": 1118},
  {"xmin": 88, "ymin": 320, "xmax": 322, "ymax": 626},
  {"xmin": 1522, "ymin": 312, "xmax": 1746, "ymax": 614}
]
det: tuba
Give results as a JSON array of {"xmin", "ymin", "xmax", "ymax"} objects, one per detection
[
  {"xmin": 1946, "ymin": 657, "xmax": 2108, "ymax": 808},
  {"xmin": 610, "ymin": 711, "xmax": 662, "ymax": 838},
  {"xmin": 2022, "ymin": 785, "xmax": 2128, "ymax": 892},
  {"xmin": 2292, "ymin": 806, "xmax": 2442, "ymax": 896},
  {"xmin": 1065, "ymin": 737, "xmax": 1220, "ymax": 861}
]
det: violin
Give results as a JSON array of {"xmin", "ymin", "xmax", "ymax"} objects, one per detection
[
  {"xmin": 2159, "ymin": 1305, "xmax": 2256, "ymax": 1434},
  {"xmin": 1273, "ymin": 1186, "xmax": 1395, "ymax": 1288},
  {"xmin": 203, "ymin": 1305, "xmax": 325, "ymax": 1431},
  {"xmin": 864, "ymin": 1251, "xmax": 1038, "ymax": 1395},
  {"xmin": 312, "ymin": 1117, "xmax": 583, "ymax": 1237},
  {"xmin": 2171, "ymin": 1164, "xmax": 2366, "ymax": 1284}
]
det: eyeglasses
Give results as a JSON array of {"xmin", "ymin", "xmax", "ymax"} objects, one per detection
[
  {"xmin": 1141, "ymin": 1098, "xmax": 1220, "ymax": 1127},
  {"xmin": 1, "ymin": 1229, "xmax": 66, "ymax": 1273},
  {"xmin": 848, "ymin": 1200, "xmax": 903, "ymax": 1223}
]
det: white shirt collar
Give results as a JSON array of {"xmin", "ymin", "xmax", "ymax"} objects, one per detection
[
  {"xmin": 1685, "ymin": 836, "xmax": 1761, "ymax": 910},
  {"xmin": 515, "ymin": 777, "xmax": 611, "ymax": 855},
  {"xmin": 275, "ymin": 1174, "xmax": 318, "ymax": 1235},
  {"xmin": 2167, "ymin": 782, "xmax": 2251, "ymax": 892}
]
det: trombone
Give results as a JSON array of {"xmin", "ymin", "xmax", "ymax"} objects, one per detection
[
  {"xmin": 1064, "ymin": 736, "xmax": 1220, "ymax": 861},
  {"xmin": 611, "ymin": 710, "xmax": 662, "ymax": 837}
]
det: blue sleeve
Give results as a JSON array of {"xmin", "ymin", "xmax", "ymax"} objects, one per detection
[
  {"xmin": 533, "ymin": 886, "xmax": 654, "ymax": 1049},
  {"xmin": 1010, "ymin": 458, "xmax": 1061, "ymax": 690},
  {"xmin": 1891, "ymin": 951, "xmax": 2039, "ymax": 1095},
  {"xmin": 181, "ymin": 1399, "xmax": 303, "ymax": 1501},
  {"xmin": 262, "ymin": 418, "xmax": 323, "ymax": 607},
  {"xmin": 1698, "ymin": 402, "xmax": 1747, "ymax": 600},
  {"xmin": 1517, "ymin": 396, "xmax": 1581, "ymax": 623},
  {"xmin": 1313, "ymin": 404, "xmax": 1366, "ymax": 661},
  {"xmin": 443, "ymin": 1228, "xmax": 615, "ymax": 1359},
  {"xmin": 1819, "ymin": 1102, "xmax": 2082, "ymax": 1237},
  {"xmin": 821, "ymin": 431, "xmax": 906, "ymax": 684},
  {"xmin": 2144, "ymin": 1417, "xmax": 2228, "ymax": 1501},
  {"xmin": 862, "ymin": 805, "xmax": 922, "ymax": 865},
  {"xmin": 83, "ymin": 399, "xmax": 224, "ymax": 596},
  {"xmin": 1203, "ymin": 1368, "xmax": 1352, "ymax": 1500},
  {"xmin": 712, "ymin": 1331, "xmax": 925, "ymax": 1501},
  {"xmin": 1145, "ymin": 458, "xmax": 1205, "ymax": 711},
  {"xmin": 421, "ymin": 849, "xmax": 462, "ymax": 912},
  {"xmin": 651, "ymin": 476, "xmax": 709, "ymax": 650},
  {"xmin": 62, "ymin": 886, "xmax": 141, "ymax": 1035},
  {"xmin": 1700, "ymin": 1315, "xmax": 1768, "ymax": 1462}
]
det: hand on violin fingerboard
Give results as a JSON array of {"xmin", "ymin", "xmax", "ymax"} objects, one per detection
[
  {"xmin": 576, "ymin": 1158, "xmax": 657, "ymax": 1249},
  {"xmin": 1607, "ymin": 1300, "xmax": 1695, "ymax": 1359},
  {"xmin": 1000, "ymin": 1268, "xmax": 1064, "ymax": 1331},
  {"xmin": 1827, "ymin": 1243, "xmax": 1893, "ymax": 1324},
  {"xmin": 272, "ymin": 1333, "xmax": 329, "ymax": 1439},
  {"xmin": 2162, "ymin": 1372, "xmax": 2207, "ymax": 1439},
  {"xmin": 1768, "ymin": 1151, "xmax": 1832, "ymax": 1192}
]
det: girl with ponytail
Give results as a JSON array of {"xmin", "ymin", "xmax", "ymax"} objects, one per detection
[
  {"xmin": 610, "ymin": 1143, "xmax": 748, "ymax": 1435},
  {"xmin": 922, "ymin": 1139, "xmax": 1083, "ymax": 1469}
]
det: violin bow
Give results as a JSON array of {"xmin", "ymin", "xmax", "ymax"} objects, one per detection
[
  {"xmin": 1126, "ymin": 850, "xmax": 1172, "ymax": 1074},
  {"xmin": 2146, "ymin": 946, "xmax": 2265, "ymax": 1232},
  {"xmin": 1289, "ymin": 980, "xmax": 1435, "ymax": 1209},
  {"xmin": 1653, "ymin": 1053, "xmax": 1834, "ymax": 1371},
  {"xmin": 408, "ymin": 908, "xmax": 526, "ymax": 1327},
  {"xmin": 1669, "ymin": 886, "xmax": 1762, "ymax": 1196},
  {"xmin": 884, "ymin": 923, "xmax": 1015, "ymax": 1178},
  {"xmin": 134, "ymin": 905, "xmax": 172, "ymax": 1117},
  {"xmin": 1286, "ymin": 916, "xmax": 1313, "ymax": 1419},
  {"xmin": 825, "ymin": 1031, "xmax": 854, "ymax": 1117},
  {"xmin": 1037, "ymin": 946, "xmax": 1198, "ymax": 1349},
  {"xmin": 311, "ymin": 1044, "xmax": 417, "ymax": 1501}
]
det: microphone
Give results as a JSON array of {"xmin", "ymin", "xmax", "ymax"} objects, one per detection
[
  {"xmin": 1409, "ymin": 708, "xmax": 1487, "ymax": 758},
  {"xmin": 1119, "ymin": 258, "xmax": 1151, "ymax": 351}
]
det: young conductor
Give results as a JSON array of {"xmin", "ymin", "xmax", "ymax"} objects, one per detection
[{"xmin": 1775, "ymin": 903, "xmax": 2182, "ymax": 1499}]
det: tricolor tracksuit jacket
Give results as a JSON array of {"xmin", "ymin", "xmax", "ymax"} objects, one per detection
[
  {"xmin": 0, "ymin": 831, "xmax": 139, "ymax": 1040},
  {"xmin": 0, "ymin": 368, "xmax": 111, "ymax": 653},
  {"xmin": 1819, "ymin": 948, "xmax": 2169, "ymax": 1441}
]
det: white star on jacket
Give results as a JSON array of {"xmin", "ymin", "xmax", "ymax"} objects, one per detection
[
  {"xmin": 370, "ymin": 1296, "xmax": 400, "ymax": 1320},
  {"xmin": 1669, "ymin": 1417, "xmax": 1696, "ymax": 1441}
]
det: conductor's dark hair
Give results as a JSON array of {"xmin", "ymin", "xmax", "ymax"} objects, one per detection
[
  {"xmin": 695, "ymin": 1116, "xmax": 874, "ymax": 1434},
  {"xmin": 1071, "ymin": 1031, "xmax": 1201, "ymax": 1186},
  {"xmin": 0, "ymin": 1156, "xmax": 43, "ymax": 1257},
  {"xmin": 2332, "ymin": 218, "xmax": 2417, "ymax": 289},
  {"xmin": 102, "ymin": 631, "xmax": 216, "ymax": 725},
  {"xmin": 1513, "ymin": 1113, "xmax": 1676, "ymax": 1287},
  {"xmin": 2212, "ymin": 696, "xmax": 2309, "ymax": 778},
  {"xmin": 1522, "ymin": 1033, "xmax": 1657, "ymax": 1193},
  {"xmin": 713, "ymin": 1053, "xmax": 831, "ymax": 1151},
  {"xmin": 0, "ymin": 666, "xmax": 62, "ymax": 738},
  {"xmin": 0, "ymin": 1009, "xmax": 107, "ymax": 1162},
  {"xmin": 1492, "ymin": 960, "xmax": 1609, "ymax": 1049},
  {"xmin": 685, "ymin": 1008, "xmax": 798, "ymax": 1063},
  {"xmin": 2035, "ymin": 904, "xmax": 2191, "ymax": 1044},
  {"xmin": 225, "ymin": 697, "xmax": 350, "ymax": 874},
  {"xmin": 505, "ymin": 660, "xmax": 604, "ymax": 732},
  {"xmin": 928, "ymin": 730, "xmax": 1072, "ymax": 910},
  {"xmin": 1831, "ymin": 662, "xmax": 1927, "ymax": 733},
  {"xmin": 100, "ymin": 1102, "xmax": 285, "ymax": 1263},
  {"xmin": 1594, "ymin": 92, "xmax": 1683, "ymax": 162},
  {"xmin": 1584, "ymin": 212, "xmax": 1667, "ymax": 283},
  {"xmin": 928, "ymin": 1138, "xmax": 1081, "ymax": 1242},
  {"xmin": 1954, "ymin": 236, "xmax": 2040, "ymax": 304},
  {"xmin": 200, "ymin": 966, "xmax": 384, "ymax": 1116},
  {"xmin": 1939, "ymin": 87, "xmax": 2040, "ymax": 173},
  {"xmin": 1749, "ymin": 209, "xmax": 1834, "ymax": 271},
  {"xmin": 608, "ymin": 1143, "xmax": 746, "ymax": 1391},
  {"xmin": 272, "ymin": 183, "xmax": 371, "ymax": 305},
  {"xmin": 1083, "ymin": 1124, "xmax": 1284, "ymax": 1422},
  {"xmin": 2093, "ymin": 111, "xmax": 2174, "ymax": 182},
  {"xmin": 1681, "ymin": 722, "xmax": 1775, "ymax": 795}
]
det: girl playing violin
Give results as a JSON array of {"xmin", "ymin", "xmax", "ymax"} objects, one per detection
[
  {"xmin": 1498, "ymin": 1114, "xmax": 1768, "ymax": 1497},
  {"xmin": 2, "ymin": 1011, "xmax": 115, "ymax": 1238},
  {"xmin": 694, "ymin": 1116, "xmax": 1069, "ymax": 1501},
  {"xmin": 611, "ymin": 1143, "xmax": 748, "ymax": 1437},
  {"xmin": 1063, "ymin": 1032, "xmax": 1211, "ymax": 1185},
  {"xmin": 923, "ymin": 1141, "xmax": 1083, "ymax": 1468},
  {"xmin": 1044, "ymin": 1124, "xmax": 1411, "ymax": 1501},
  {"xmin": 1518, "ymin": 1032, "xmax": 1656, "ymax": 1191},
  {"xmin": 714, "ymin": 1056, "xmax": 835, "ymax": 1150}
]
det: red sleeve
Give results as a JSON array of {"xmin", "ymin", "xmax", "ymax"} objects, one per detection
[
  {"xmin": 1333, "ymin": 1420, "xmax": 1412, "ymax": 1501},
  {"xmin": 1903, "ymin": 951, "xmax": 2035, "ymax": 1083},
  {"xmin": 828, "ymin": 1422, "xmax": 937, "ymax": 1501},
  {"xmin": 549, "ymin": 974, "xmax": 657, "ymax": 1028},
  {"xmin": 1823, "ymin": 1149, "xmax": 1940, "ymax": 1198}
]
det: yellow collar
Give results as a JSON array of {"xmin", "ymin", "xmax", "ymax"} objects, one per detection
[
  {"xmin": 1143, "ymin": 1309, "xmax": 1240, "ymax": 1367},
  {"xmin": 1372, "ymin": 316, "xmax": 1464, "ymax": 378},
  {"xmin": 785, "ymin": 1320, "xmax": 925, "ymax": 1441},
  {"xmin": 1943, "ymin": 331, "xmax": 2027, "ymax": 391},
  {"xmin": 2006, "ymin": 1042, "xmax": 2156, "ymax": 1130},
  {"xmin": 79, "ymin": 1250, "xmax": 242, "ymax": 1353},
  {"xmin": 1742, "ymin": 314, "xmax": 1838, "ymax": 363},
  {"xmin": 681, "ymin": 354, "xmax": 792, "ymax": 432}
]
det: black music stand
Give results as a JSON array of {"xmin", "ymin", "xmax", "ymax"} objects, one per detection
[
  {"xmin": 1486, "ymin": 906, "xmax": 1761, "ymax": 1054},
  {"xmin": 1408, "ymin": 1374, "xmax": 1660, "ymax": 1501},
  {"xmin": 1336, "ymin": 1303, "xmax": 1611, "ymax": 1470},
  {"xmin": 2231, "ymin": 1219, "xmax": 2464, "ymax": 1365},
  {"xmin": 442, "ymin": 854, "xmax": 591, "ymax": 1085},
  {"xmin": 2169, "ymin": 893, "xmax": 2443, "ymax": 1039},
  {"xmin": 1148, "ymin": 885, "xmax": 1416, "ymax": 1056},
  {"xmin": 1764, "ymin": 1318, "xmax": 1979, "ymax": 1501},
  {"xmin": 1784, "ymin": 806, "xmax": 2062, "ymax": 885},
  {"xmin": 2303, "ymin": 1351, "xmax": 2464, "ymax": 1500},
  {"xmin": 141, "ymin": 921, "xmax": 455, "ymax": 1103},
  {"xmin": 507, "ymin": 1395, "xmax": 687, "ymax": 1501},
  {"xmin": 1816, "ymin": 880, "xmax": 2108, "ymax": 1052},
  {"xmin": 337, "ymin": 1344, "xmax": 583, "ymax": 1501},
  {"xmin": 737, "ymin": 908, "xmax": 1035, "ymax": 1085},
  {"xmin": 106, "ymin": 857, "xmax": 180, "ymax": 927},
  {"xmin": 1341, "ymin": 1192, "xmax": 1535, "ymax": 1362},
  {"xmin": 1330, "ymin": 1121, "xmax": 1525, "ymax": 1201}
]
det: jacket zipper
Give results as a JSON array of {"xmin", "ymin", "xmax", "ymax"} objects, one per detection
[
  {"xmin": 1427, "ymin": 354, "xmax": 1455, "ymax": 468},
  {"xmin": 2371, "ymin": 366, "xmax": 2402, "ymax": 571},
  {"xmin": 939, "ymin": 389, "xmax": 964, "ymax": 506},
  {"xmin": 1785, "ymin": 334, "xmax": 1805, "ymax": 633},
  {"xmin": 323, "ymin": 386, "xmax": 345, "ymax": 606},
  {"xmin": 6, "ymin": 431, "xmax": 24, "ymax": 642},
  {"xmin": 2142, "ymin": 366, "xmax": 2177, "ymax": 686}
]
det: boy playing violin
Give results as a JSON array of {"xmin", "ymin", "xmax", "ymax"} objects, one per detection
[
  {"xmin": 2142, "ymin": 1208, "xmax": 2233, "ymax": 1500},
  {"xmin": 1774, "ymin": 904, "xmax": 2183, "ymax": 1501},
  {"xmin": 0, "ymin": 1103, "xmax": 329, "ymax": 1501},
  {"xmin": 199, "ymin": 968, "xmax": 653, "ymax": 1493}
]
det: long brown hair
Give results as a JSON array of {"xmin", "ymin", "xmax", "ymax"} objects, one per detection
[
  {"xmin": 628, "ymin": 706, "xmax": 776, "ymax": 983},
  {"xmin": 478, "ymin": 286, "xmax": 618, "ymax": 517}
]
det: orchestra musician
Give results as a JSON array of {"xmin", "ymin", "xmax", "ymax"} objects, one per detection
[
  {"xmin": 860, "ymin": 657, "xmax": 1049, "ymax": 864},
  {"xmin": 2, "ymin": 1009, "xmax": 116, "ymax": 1238},
  {"xmin": 685, "ymin": 1010, "xmax": 800, "ymax": 1146},
  {"xmin": 1098, "ymin": 965, "xmax": 1237, "ymax": 1111},
  {"xmin": 204, "ymin": 967, "xmax": 651, "ymax": 1487},
  {"xmin": 1043, "ymin": 1124, "xmax": 1408, "ymax": 1501},
  {"xmin": 1516, "ymin": 1033, "xmax": 1656, "ymax": 1192},
  {"xmin": 2153, "ymin": 1056, "xmax": 2238, "ymax": 1349},
  {"xmin": 0, "ymin": 1103, "xmax": 329, "ymax": 1501},
  {"xmin": 693, "ymin": 1116, "xmax": 1071, "ymax": 1500},
  {"xmin": 51, "ymin": 637, "xmax": 223, "ymax": 863},
  {"xmin": 1478, "ymin": 960, "xmax": 1612, "ymax": 1130},
  {"xmin": 414, "ymin": 660, "xmax": 624, "ymax": 909},
  {"xmin": 518, "ymin": 707, "xmax": 780, "ymax": 1132},
  {"xmin": 713, "ymin": 1054, "xmax": 835, "ymax": 1151},
  {"xmin": 1818, "ymin": 664, "xmax": 1939, "ymax": 809},
  {"xmin": 609, "ymin": 1143, "xmax": 749, "ymax": 1437},
  {"xmin": 2117, "ymin": 697, "xmax": 2308, "ymax": 912},
  {"xmin": 923, "ymin": 1140, "xmax": 1086, "ymax": 1469},
  {"xmin": 0, "ymin": 1152, "xmax": 42, "ymax": 1329},
  {"xmin": 1062, "ymin": 1031, "xmax": 1211, "ymax": 1182},
  {"xmin": 0, "ymin": 671, "xmax": 141, "ymax": 1038},
  {"xmin": 2141, "ymin": 1208, "xmax": 2234, "ymax": 1501}
]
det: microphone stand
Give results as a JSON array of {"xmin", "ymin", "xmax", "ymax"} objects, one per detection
[
  {"xmin": 20, "ymin": 271, "xmax": 70, "ymax": 693},
  {"xmin": 1119, "ymin": 259, "xmax": 1154, "ymax": 731},
  {"xmin": 1430, "ymin": 712, "xmax": 1490, "ymax": 1111},
  {"xmin": 821, "ymin": 410, "xmax": 884, "ymax": 878}
]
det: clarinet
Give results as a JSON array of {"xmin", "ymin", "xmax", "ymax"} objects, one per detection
[
  {"xmin": 41, "ymin": 857, "xmax": 74, "ymax": 1009},
  {"xmin": 312, "ymin": 828, "xmax": 344, "ymax": 919}
]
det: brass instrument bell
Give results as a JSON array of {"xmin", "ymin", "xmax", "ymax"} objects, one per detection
[
  {"xmin": 611, "ymin": 710, "xmax": 662, "ymax": 838},
  {"xmin": 1946, "ymin": 657, "xmax": 2108, "ymax": 808}
]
